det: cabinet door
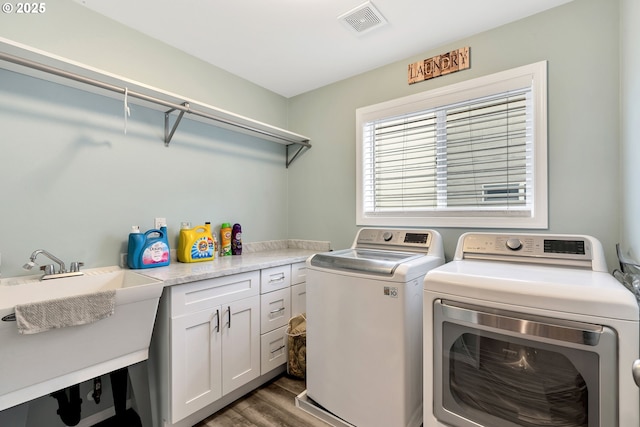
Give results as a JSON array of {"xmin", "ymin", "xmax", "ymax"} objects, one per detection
[
  {"xmin": 291, "ymin": 262, "xmax": 307, "ymax": 285},
  {"xmin": 291, "ymin": 283, "xmax": 307, "ymax": 316},
  {"xmin": 221, "ymin": 295, "xmax": 260, "ymax": 395},
  {"xmin": 170, "ymin": 307, "xmax": 222, "ymax": 423}
]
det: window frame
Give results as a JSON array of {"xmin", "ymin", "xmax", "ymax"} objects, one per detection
[{"xmin": 356, "ymin": 61, "xmax": 548, "ymax": 229}]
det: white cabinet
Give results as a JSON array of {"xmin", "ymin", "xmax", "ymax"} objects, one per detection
[
  {"xmin": 152, "ymin": 262, "xmax": 305, "ymax": 427},
  {"xmin": 259, "ymin": 265, "xmax": 291, "ymax": 374},
  {"xmin": 291, "ymin": 261, "xmax": 307, "ymax": 316},
  {"xmin": 162, "ymin": 271, "xmax": 261, "ymax": 424}
]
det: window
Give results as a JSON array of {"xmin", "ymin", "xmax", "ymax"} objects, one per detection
[{"xmin": 356, "ymin": 61, "xmax": 548, "ymax": 228}]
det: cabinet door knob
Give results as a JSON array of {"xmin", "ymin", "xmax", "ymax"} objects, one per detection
[{"xmin": 633, "ymin": 360, "xmax": 640, "ymax": 387}]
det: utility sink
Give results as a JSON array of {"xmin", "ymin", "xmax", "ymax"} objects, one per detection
[{"xmin": 0, "ymin": 266, "xmax": 164, "ymax": 411}]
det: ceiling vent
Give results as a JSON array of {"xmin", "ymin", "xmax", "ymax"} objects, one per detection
[{"xmin": 338, "ymin": 1, "xmax": 388, "ymax": 36}]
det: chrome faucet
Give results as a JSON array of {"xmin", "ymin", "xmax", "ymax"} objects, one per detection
[{"xmin": 23, "ymin": 249, "xmax": 83, "ymax": 280}]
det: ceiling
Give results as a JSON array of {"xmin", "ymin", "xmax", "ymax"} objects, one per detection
[{"xmin": 74, "ymin": 0, "xmax": 573, "ymax": 98}]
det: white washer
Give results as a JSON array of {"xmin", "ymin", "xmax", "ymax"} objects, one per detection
[
  {"xmin": 423, "ymin": 233, "xmax": 640, "ymax": 427},
  {"xmin": 298, "ymin": 228, "xmax": 444, "ymax": 427}
]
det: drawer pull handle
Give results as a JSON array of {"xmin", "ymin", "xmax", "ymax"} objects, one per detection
[
  {"xmin": 214, "ymin": 309, "xmax": 220, "ymax": 333},
  {"xmin": 270, "ymin": 307, "xmax": 286, "ymax": 315},
  {"xmin": 227, "ymin": 306, "xmax": 231, "ymax": 329},
  {"xmin": 269, "ymin": 273, "xmax": 285, "ymax": 284},
  {"xmin": 270, "ymin": 345, "xmax": 286, "ymax": 354}
]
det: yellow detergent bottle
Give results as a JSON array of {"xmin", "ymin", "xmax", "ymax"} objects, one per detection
[{"xmin": 178, "ymin": 222, "xmax": 216, "ymax": 262}]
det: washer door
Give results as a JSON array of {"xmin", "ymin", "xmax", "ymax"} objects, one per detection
[
  {"xmin": 309, "ymin": 248, "xmax": 421, "ymax": 275},
  {"xmin": 432, "ymin": 300, "xmax": 617, "ymax": 427}
]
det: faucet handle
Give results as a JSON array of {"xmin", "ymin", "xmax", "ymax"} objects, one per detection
[
  {"xmin": 40, "ymin": 264, "xmax": 56, "ymax": 275},
  {"xmin": 69, "ymin": 262, "xmax": 84, "ymax": 273}
]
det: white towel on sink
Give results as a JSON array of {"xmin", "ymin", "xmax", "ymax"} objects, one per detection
[{"xmin": 14, "ymin": 289, "xmax": 116, "ymax": 335}]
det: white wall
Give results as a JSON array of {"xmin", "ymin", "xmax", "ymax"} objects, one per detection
[{"xmin": 287, "ymin": 0, "xmax": 623, "ymax": 268}]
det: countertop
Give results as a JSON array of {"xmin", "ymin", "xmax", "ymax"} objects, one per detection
[{"xmin": 138, "ymin": 239, "xmax": 331, "ymax": 287}]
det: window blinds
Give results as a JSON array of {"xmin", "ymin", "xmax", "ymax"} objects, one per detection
[{"xmin": 362, "ymin": 87, "xmax": 533, "ymax": 217}]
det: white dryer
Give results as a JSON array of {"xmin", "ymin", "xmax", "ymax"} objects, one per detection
[
  {"xmin": 423, "ymin": 233, "xmax": 640, "ymax": 427},
  {"xmin": 297, "ymin": 228, "xmax": 444, "ymax": 427}
]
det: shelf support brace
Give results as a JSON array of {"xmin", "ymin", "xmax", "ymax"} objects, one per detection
[
  {"xmin": 286, "ymin": 144, "xmax": 307, "ymax": 168},
  {"xmin": 164, "ymin": 102, "xmax": 189, "ymax": 147}
]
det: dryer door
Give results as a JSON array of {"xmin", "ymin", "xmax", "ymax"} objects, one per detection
[{"xmin": 432, "ymin": 300, "xmax": 617, "ymax": 427}]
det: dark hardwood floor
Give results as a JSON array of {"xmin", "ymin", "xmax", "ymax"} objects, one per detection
[{"xmin": 193, "ymin": 375, "xmax": 330, "ymax": 427}]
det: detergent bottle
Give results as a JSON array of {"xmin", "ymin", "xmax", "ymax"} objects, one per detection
[
  {"xmin": 178, "ymin": 222, "xmax": 216, "ymax": 262},
  {"xmin": 127, "ymin": 225, "xmax": 171, "ymax": 269},
  {"xmin": 220, "ymin": 222, "xmax": 232, "ymax": 256},
  {"xmin": 232, "ymin": 223, "xmax": 242, "ymax": 255}
]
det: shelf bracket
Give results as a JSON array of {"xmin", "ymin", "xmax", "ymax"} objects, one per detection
[
  {"xmin": 164, "ymin": 102, "xmax": 189, "ymax": 147},
  {"xmin": 286, "ymin": 144, "xmax": 307, "ymax": 168}
]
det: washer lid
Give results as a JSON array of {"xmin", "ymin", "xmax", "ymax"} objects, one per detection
[{"xmin": 310, "ymin": 248, "xmax": 423, "ymax": 276}]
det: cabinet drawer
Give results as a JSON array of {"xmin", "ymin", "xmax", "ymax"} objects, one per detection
[
  {"xmin": 170, "ymin": 271, "xmax": 260, "ymax": 317},
  {"xmin": 260, "ymin": 287, "xmax": 291, "ymax": 333},
  {"xmin": 291, "ymin": 262, "xmax": 307, "ymax": 285},
  {"xmin": 260, "ymin": 325, "xmax": 287, "ymax": 374},
  {"xmin": 260, "ymin": 265, "xmax": 291, "ymax": 294}
]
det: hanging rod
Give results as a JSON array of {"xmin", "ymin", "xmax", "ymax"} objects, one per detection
[{"xmin": 0, "ymin": 50, "xmax": 312, "ymax": 150}]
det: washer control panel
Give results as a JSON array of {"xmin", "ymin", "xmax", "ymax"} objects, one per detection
[
  {"xmin": 460, "ymin": 233, "xmax": 594, "ymax": 263},
  {"xmin": 355, "ymin": 228, "xmax": 432, "ymax": 252}
]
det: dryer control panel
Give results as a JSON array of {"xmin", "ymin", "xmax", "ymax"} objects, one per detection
[{"xmin": 457, "ymin": 233, "xmax": 606, "ymax": 271}]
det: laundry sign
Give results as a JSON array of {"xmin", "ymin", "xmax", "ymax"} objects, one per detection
[{"xmin": 408, "ymin": 46, "xmax": 470, "ymax": 84}]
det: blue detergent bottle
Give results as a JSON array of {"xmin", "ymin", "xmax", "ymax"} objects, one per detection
[{"xmin": 127, "ymin": 225, "xmax": 171, "ymax": 269}]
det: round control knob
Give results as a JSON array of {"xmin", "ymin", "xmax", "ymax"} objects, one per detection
[
  {"xmin": 382, "ymin": 232, "xmax": 393, "ymax": 242},
  {"xmin": 506, "ymin": 238, "xmax": 522, "ymax": 251}
]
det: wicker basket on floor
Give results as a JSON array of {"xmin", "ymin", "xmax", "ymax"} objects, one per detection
[{"xmin": 286, "ymin": 313, "xmax": 306, "ymax": 379}]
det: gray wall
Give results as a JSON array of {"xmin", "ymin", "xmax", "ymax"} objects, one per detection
[
  {"xmin": 287, "ymin": 0, "xmax": 623, "ymax": 268},
  {"xmin": 0, "ymin": 1, "xmax": 289, "ymax": 126},
  {"xmin": 0, "ymin": 0, "xmax": 293, "ymax": 278},
  {"xmin": 621, "ymin": 0, "xmax": 640, "ymax": 263},
  {"xmin": 0, "ymin": 0, "xmax": 636, "ymax": 424},
  {"xmin": 1, "ymin": 0, "xmax": 632, "ymax": 273},
  {"xmin": 1, "ymin": 0, "xmax": 630, "ymax": 273}
]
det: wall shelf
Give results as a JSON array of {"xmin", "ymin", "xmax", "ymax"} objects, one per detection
[{"xmin": 0, "ymin": 38, "xmax": 311, "ymax": 168}]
